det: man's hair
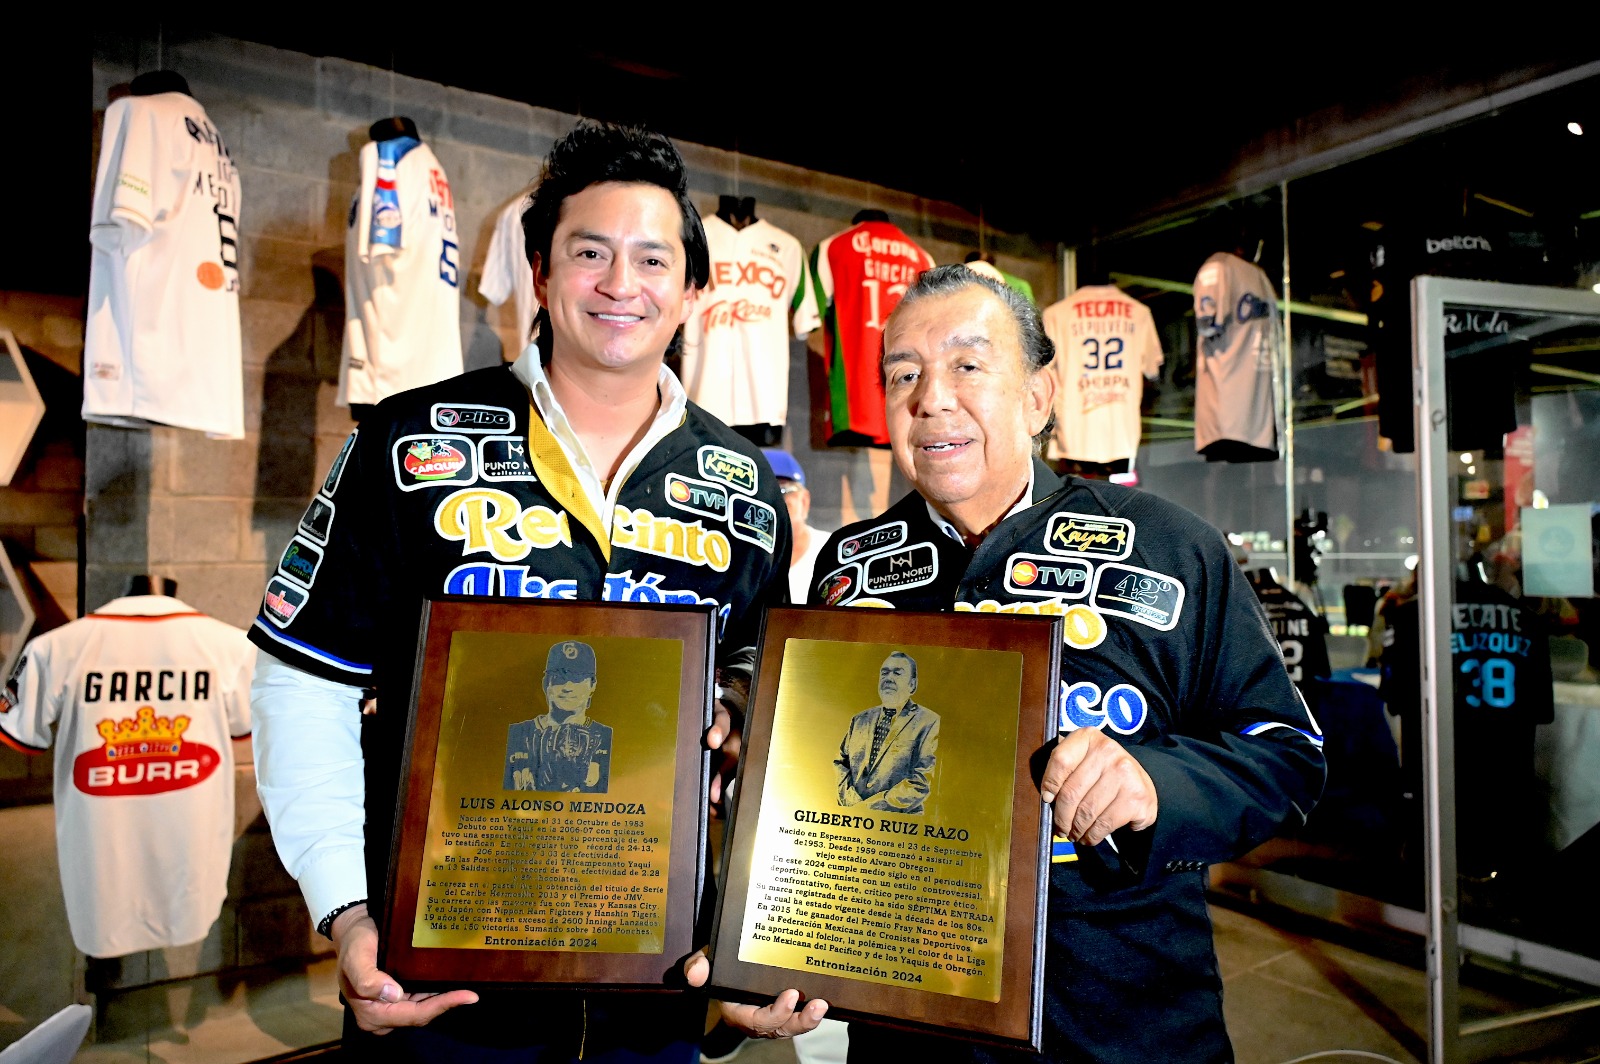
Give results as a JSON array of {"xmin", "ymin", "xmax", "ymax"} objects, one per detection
[
  {"xmin": 890, "ymin": 263, "xmax": 1057, "ymax": 451},
  {"xmin": 885, "ymin": 651, "xmax": 918, "ymax": 692},
  {"xmin": 521, "ymin": 122, "xmax": 710, "ymax": 350}
]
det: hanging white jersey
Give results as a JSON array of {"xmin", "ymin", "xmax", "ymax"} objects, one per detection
[
  {"xmin": 1042, "ymin": 285, "xmax": 1164, "ymax": 464},
  {"xmin": 0, "ymin": 596, "xmax": 254, "ymax": 957},
  {"xmin": 679, "ymin": 217, "xmax": 818, "ymax": 427},
  {"xmin": 1193, "ymin": 252, "xmax": 1282, "ymax": 460},
  {"xmin": 83, "ymin": 91, "xmax": 244, "ymax": 439},
  {"xmin": 339, "ymin": 136, "xmax": 464, "ymax": 406},
  {"xmin": 478, "ymin": 191, "xmax": 538, "ymax": 346}
]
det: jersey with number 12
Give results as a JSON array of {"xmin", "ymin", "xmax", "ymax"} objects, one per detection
[
  {"xmin": 810, "ymin": 221, "xmax": 935, "ymax": 445},
  {"xmin": 339, "ymin": 136, "xmax": 464, "ymax": 406}
]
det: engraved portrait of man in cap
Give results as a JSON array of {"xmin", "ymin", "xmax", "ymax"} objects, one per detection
[{"xmin": 503, "ymin": 640, "xmax": 613, "ymax": 793}]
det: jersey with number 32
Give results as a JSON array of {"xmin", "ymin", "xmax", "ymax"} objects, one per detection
[{"xmin": 1042, "ymin": 285, "xmax": 1165, "ymax": 464}]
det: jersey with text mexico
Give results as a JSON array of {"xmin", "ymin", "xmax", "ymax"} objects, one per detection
[
  {"xmin": 810, "ymin": 463, "xmax": 1324, "ymax": 1063},
  {"xmin": 810, "ymin": 221, "xmax": 935, "ymax": 445},
  {"xmin": 1193, "ymin": 252, "xmax": 1282, "ymax": 460},
  {"xmin": 1042, "ymin": 285, "xmax": 1165, "ymax": 465},
  {"xmin": 679, "ymin": 217, "xmax": 818, "ymax": 427},
  {"xmin": 339, "ymin": 137, "xmax": 464, "ymax": 406},
  {"xmin": 84, "ymin": 92, "xmax": 244, "ymax": 439},
  {"xmin": 478, "ymin": 191, "xmax": 538, "ymax": 346},
  {"xmin": 247, "ymin": 364, "xmax": 791, "ymax": 909},
  {"xmin": 0, "ymin": 597, "xmax": 253, "ymax": 957}
]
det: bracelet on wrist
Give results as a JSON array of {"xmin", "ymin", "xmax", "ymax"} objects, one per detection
[{"xmin": 317, "ymin": 898, "xmax": 367, "ymax": 940}]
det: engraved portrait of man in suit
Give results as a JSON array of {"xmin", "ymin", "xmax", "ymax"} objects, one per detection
[{"xmin": 835, "ymin": 651, "xmax": 940, "ymax": 814}]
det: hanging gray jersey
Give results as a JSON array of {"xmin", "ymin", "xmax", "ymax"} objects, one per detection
[{"xmin": 1192, "ymin": 252, "xmax": 1281, "ymax": 460}]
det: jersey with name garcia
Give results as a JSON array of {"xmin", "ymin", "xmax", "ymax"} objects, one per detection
[
  {"xmin": 0, "ymin": 596, "xmax": 253, "ymax": 957},
  {"xmin": 1042, "ymin": 284, "xmax": 1165, "ymax": 465},
  {"xmin": 84, "ymin": 91, "xmax": 244, "ymax": 439},
  {"xmin": 809, "ymin": 465, "xmax": 1324, "ymax": 1061},
  {"xmin": 679, "ymin": 216, "xmax": 818, "ymax": 428},
  {"xmin": 340, "ymin": 136, "xmax": 464, "ymax": 406},
  {"xmin": 810, "ymin": 221, "xmax": 936, "ymax": 446}
]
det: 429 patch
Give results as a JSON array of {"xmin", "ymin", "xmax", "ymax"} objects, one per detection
[
  {"xmin": 1091, "ymin": 562, "xmax": 1185, "ymax": 631},
  {"xmin": 729, "ymin": 495, "xmax": 777, "ymax": 554}
]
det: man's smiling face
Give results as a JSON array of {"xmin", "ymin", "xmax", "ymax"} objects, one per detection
[
  {"xmin": 532, "ymin": 180, "xmax": 696, "ymax": 377},
  {"xmin": 882, "ymin": 284, "xmax": 1052, "ymax": 538}
]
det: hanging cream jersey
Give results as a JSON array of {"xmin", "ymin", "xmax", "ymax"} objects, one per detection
[
  {"xmin": 679, "ymin": 217, "xmax": 818, "ymax": 427},
  {"xmin": 1042, "ymin": 285, "xmax": 1164, "ymax": 465},
  {"xmin": 339, "ymin": 136, "xmax": 464, "ymax": 406},
  {"xmin": 478, "ymin": 191, "xmax": 538, "ymax": 347},
  {"xmin": 1193, "ymin": 252, "xmax": 1281, "ymax": 460},
  {"xmin": 0, "ymin": 596, "xmax": 254, "ymax": 957},
  {"xmin": 83, "ymin": 91, "xmax": 244, "ymax": 439}
]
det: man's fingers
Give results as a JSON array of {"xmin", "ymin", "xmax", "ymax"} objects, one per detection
[
  {"xmin": 707, "ymin": 702, "xmax": 731, "ymax": 750},
  {"xmin": 718, "ymin": 989, "xmax": 827, "ymax": 1038},
  {"xmin": 683, "ymin": 950, "xmax": 710, "ymax": 988},
  {"xmin": 1038, "ymin": 730, "xmax": 1094, "ymax": 804}
]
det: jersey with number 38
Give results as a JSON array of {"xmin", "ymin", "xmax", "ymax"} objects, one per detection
[
  {"xmin": 84, "ymin": 91, "xmax": 244, "ymax": 439},
  {"xmin": 340, "ymin": 136, "xmax": 464, "ymax": 406}
]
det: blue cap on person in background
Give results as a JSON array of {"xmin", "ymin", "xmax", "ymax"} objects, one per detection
[{"xmin": 762, "ymin": 448, "xmax": 805, "ymax": 486}]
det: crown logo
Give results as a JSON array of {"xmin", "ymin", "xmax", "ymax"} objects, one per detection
[{"xmin": 97, "ymin": 706, "xmax": 191, "ymax": 760}]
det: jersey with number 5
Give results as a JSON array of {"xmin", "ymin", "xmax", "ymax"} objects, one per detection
[
  {"xmin": 1042, "ymin": 285, "xmax": 1165, "ymax": 464},
  {"xmin": 810, "ymin": 221, "xmax": 935, "ymax": 446},
  {"xmin": 339, "ymin": 136, "xmax": 464, "ymax": 406}
]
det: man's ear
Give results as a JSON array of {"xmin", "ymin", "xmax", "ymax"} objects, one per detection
[
  {"xmin": 1025, "ymin": 364, "xmax": 1056, "ymax": 438},
  {"xmin": 677, "ymin": 281, "xmax": 700, "ymax": 327},
  {"xmin": 531, "ymin": 252, "xmax": 548, "ymax": 306}
]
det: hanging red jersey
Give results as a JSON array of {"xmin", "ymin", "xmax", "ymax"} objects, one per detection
[{"xmin": 810, "ymin": 221, "xmax": 935, "ymax": 446}]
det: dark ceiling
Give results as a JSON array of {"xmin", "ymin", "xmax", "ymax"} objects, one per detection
[{"xmin": 189, "ymin": 27, "xmax": 1598, "ymax": 245}]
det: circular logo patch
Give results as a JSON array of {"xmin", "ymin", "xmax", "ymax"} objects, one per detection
[
  {"xmin": 1062, "ymin": 605, "xmax": 1107, "ymax": 650},
  {"xmin": 670, "ymin": 481, "xmax": 691, "ymax": 502},
  {"xmin": 196, "ymin": 261, "xmax": 225, "ymax": 290},
  {"xmin": 1010, "ymin": 560, "xmax": 1038, "ymax": 586}
]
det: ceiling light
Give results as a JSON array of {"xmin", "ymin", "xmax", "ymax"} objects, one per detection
[
  {"xmin": 1569, "ymin": 121, "xmax": 1585, "ymax": 136},
  {"xmin": 1459, "ymin": 452, "xmax": 1473, "ymax": 464},
  {"xmin": 1592, "ymin": 281, "xmax": 1600, "ymax": 295}
]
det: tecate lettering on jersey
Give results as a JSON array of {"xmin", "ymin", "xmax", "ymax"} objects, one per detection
[
  {"xmin": 697, "ymin": 446, "xmax": 758, "ymax": 494},
  {"xmin": 277, "ymin": 536, "xmax": 324, "ymax": 589},
  {"xmin": 862, "ymin": 543, "xmax": 938, "ymax": 594},
  {"xmin": 1071, "ymin": 299, "xmax": 1134, "ymax": 319},
  {"xmin": 434, "ymin": 488, "xmax": 574, "ymax": 560},
  {"xmin": 83, "ymin": 670, "xmax": 212, "ymax": 702},
  {"xmin": 1057, "ymin": 680, "xmax": 1149, "ymax": 735},
  {"xmin": 394, "ymin": 435, "xmax": 477, "ymax": 491},
  {"xmin": 432, "ymin": 403, "xmax": 514, "ymax": 433},
  {"xmin": 730, "ymin": 496, "xmax": 777, "ymax": 554},
  {"xmin": 323, "ymin": 432, "xmax": 357, "ymax": 496},
  {"xmin": 613, "ymin": 507, "xmax": 732, "ymax": 572},
  {"xmin": 1090, "ymin": 563, "xmax": 1185, "ymax": 631},
  {"xmin": 263, "ymin": 577, "xmax": 308, "ymax": 628},
  {"xmin": 1003, "ymin": 553, "xmax": 1093, "ymax": 600},
  {"xmin": 1043, "ymin": 512, "xmax": 1134, "ymax": 559},
  {"xmin": 478, "ymin": 437, "xmax": 536, "ymax": 482},
  {"xmin": 298, "ymin": 496, "xmax": 335, "ymax": 545},
  {"xmin": 837, "ymin": 521, "xmax": 908, "ymax": 563},
  {"xmin": 664, "ymin": 473, "xmax": 729, "ymax": 522}
]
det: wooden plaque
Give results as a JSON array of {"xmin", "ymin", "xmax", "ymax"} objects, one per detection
[
  {"xmin": 381, "ymin": 597, "xmax": 714, "ymax": 989},
  {"xmin": 708, "ymin": 606, "xmax": 1061, "ymax": 1050}
]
